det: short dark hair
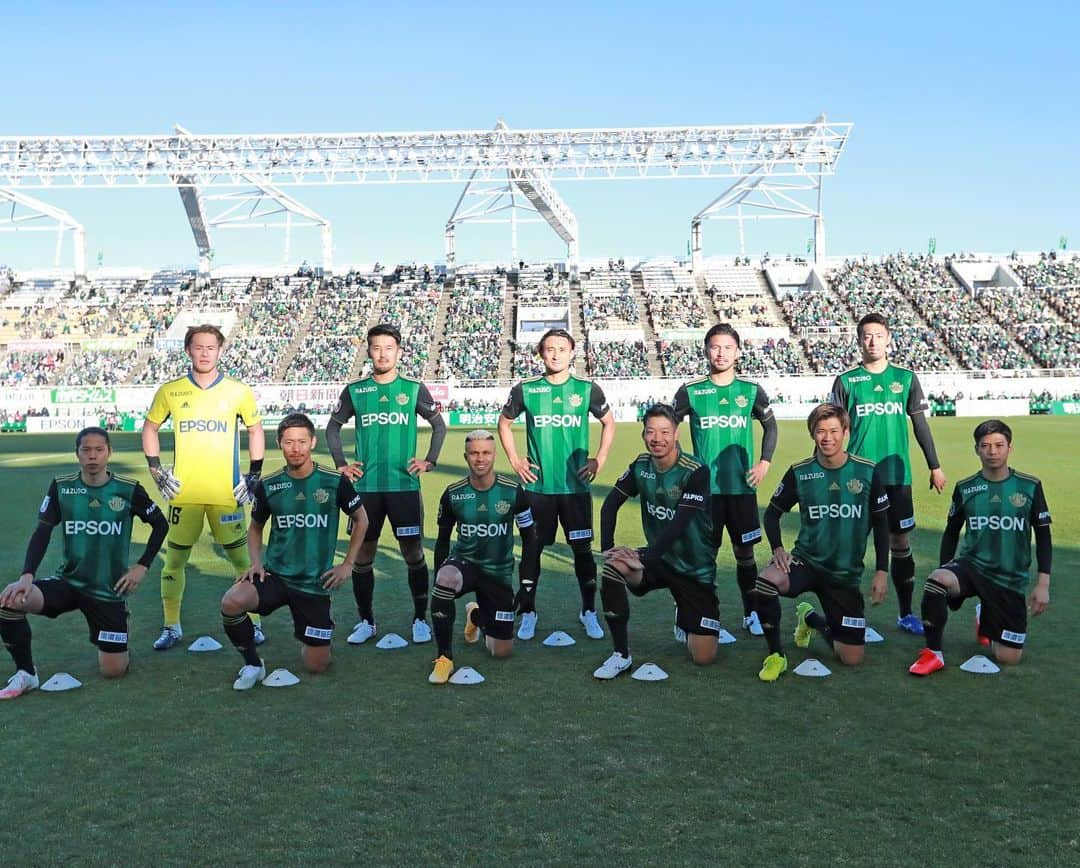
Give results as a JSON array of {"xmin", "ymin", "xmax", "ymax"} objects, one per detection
[
  {"xmin": 857, "ymin": 313, "xmax": 890, "ymax": 337},
  {"xmin": 367, "ymin": 323, "xmax": 402, "ymax": 345},
  {"xmin": 185, "ymin": 324, "xmax": 226, "ymax": 350},
  {"xmin": 704, "ymin": 322, "xmax": 741, "ymax": 349},
  {"xmin": 806, "ymin": 402, "xmax": 849, "ymax": 434},
  {"xmin": 537, "ymin": 328, "xmax": 575, "ymax": 353},
  {"xmin": 973, "ymin": 418, "xmax": 1012, "ymax": 445},
  {"xmin": 642, "ymin": 403, "xmax": 679, "ymax": 428},
  {"xmin": 277, "ymin": 412, "xmax": 316, "ymax": 441},
  {"xmin": 75, "ymin": 426, "xmax": 111, "ymax": 450}
]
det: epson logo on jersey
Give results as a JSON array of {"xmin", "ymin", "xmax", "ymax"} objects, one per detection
[
  {"xmin": 806, "ymin": 503, "xmax": 863, "ymax": 520},
  {"xmin": 65, "ymin": 520, "xmax": 124, "ymax": 535},
  {"xmin": 856, "ymin": 401, "xmax": 904, "ymax": 417},
  {"xmin": 969, "ymin": 515, "xmax": 1026, "ymax": 531},
  {"xmin": 534, "ymin": 414, "xmax": 582, "ymax": 428},
  {"xmin": 798, "ymin": 472, "xmax": 825, "ymax": 481},
  {"xmin": 459, "ymin": 523, "xmax": 509, "ymax": 538},
  {"xmin": 275, "ymin": 514, "xmax": 330, "ymax": 529},
  {"xmin": 699, "ymin": 415, "xmax": 748, "ymax": 430},
  {"xmin": 646, "ymin": 502, "xmax": 676, "ymax": 521},
  {"xmin": 357, "ymin": 411, "xmax": 409, "ymax": 426},
  {"xmin": 179, "ymin": 419, "xmax": 228, "ymax": 433},
  {"xmin": 962, "ymin": 483, "xmax": 988, "ymax": 497},
  {"xmin": 267, "ymin": 481, "xmax": 292, "ymax": 493}
]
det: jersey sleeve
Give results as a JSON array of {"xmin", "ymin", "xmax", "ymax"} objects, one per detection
[
  {"xmin": 613, "ymin": 461, "xmax": 639, "ymax": 498},
  {"xmin": 330, "ymin": 386, "xmax": 355, "ymax": 425},
  {"xmin": 131, "ymin": 482, "xmax": 163, "ymax": 523},
  {"xmin": 415, "ymin": 383, "xmax": 440, "ymax": 420},
  {"xmin": 337, "ymin": 476, "xmax": 364, "ymax": 515},
  {"xmin": 436, "ymin": 488, "xmax": 456, "ymax": 529},
  {"xmin": 1031, "ymin": 480, "xmax": 1052, "ymax": 526},
  {"xmin": 671, "ymin": 384, "xmax": 690, "ymax": 422},
  {"xmin": 37, "ymin": 479, "xmax": 61, "ymax": 526},
  {"xmin": 250, "ymin": 481, "xmax": 271, "ymax": 525},
  {"xmin": 869, "ymin": 468, "xmax": 891, "ymax": 513},
  {"xmin": 589, "ymin": 382, "xmax": 610, "ymax": 418},
  {"xmin": 237, "ymin": 383, "xmax": 261, "ymax": 427},
  {"xmin": 752, "ymin": 384, "xmax": 774, "ymax": 422},
  {"xmin": 768, "ymin": 466, "xmax": 799, "ymax": 513},
  {"xmin": 501, "ymin": 383, "xmax": 525, "ymax": 419},
  {"xmin": 829, "ymin": 375, "xmax": 848, "ymax": 409},
  {"xmin": 145, "ymin": 385, "xmax": 171, "ymax": 425},
  {"xmin": 907, "ymin": 373, "xmax": 930, "ymax": 416}
]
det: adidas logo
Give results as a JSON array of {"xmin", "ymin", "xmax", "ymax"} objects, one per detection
[
  {"xmin": 990, "ymin": 494, "xmax": 1001, "ymax": 503},
  {"xmin": 89, "ymin": 498, "xmax": 101, "ymax": 508},
  {"xmin": 296, "ymin": 492, "xmax": 306, "ymax": 501},
  {"xmin": 478, "ymin": 503, "xmax": 487, "ymax": 512},
  {"xmin": 379, "ymin": 395, "xmax": 389, "ymax": 402},
  {"xmin": 720, "ymin": 397, "xmax": 729, "ymax": 404},
  {"xmin": 873, "ymin": 385, "xmax": 884, "ymax": 392},
  {"xmin": 181, "ymin": 401, "xmax": 191, "ymax": 409},
  {"xmin": 553, "ymin": 396, "xmax": 562, "ymax": 403},
  {"xmin": 829, "ymin": 482, "xmax": 841, "ymax": 491}
]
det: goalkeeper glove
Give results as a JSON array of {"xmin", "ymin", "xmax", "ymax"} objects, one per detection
[
  {"xmin": 146, "ymin": 457, "xmax": 181, "ymax": 500},
  {"xmin": 233, "ymin": 459, "xmax": 263, "ymax": 505}
]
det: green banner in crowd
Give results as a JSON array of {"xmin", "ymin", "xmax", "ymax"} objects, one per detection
[
  {"xmin": 448, "ymin": 411, "xmax": 511, "ymax": 427},
  {"xmin": 1050, "ymin": 401, "xmax": 1080, "ymax": 415},
  {"xmin": 52, "ymin": 386, "xmax": 117, "ymax": 404}
]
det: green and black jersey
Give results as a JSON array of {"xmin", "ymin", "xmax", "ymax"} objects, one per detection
[
  {"xmin": 501, "ymin": 374, "xmax": 609, "ymax": 495},
  {"xmin": 672, "ymin": 376, "xmax": 774, "ymax": 494},
  {"xmin": 830, "ymin": 363, "xmax": 929, "ymax": 485},
  {"xmin": 436, "ymin": 475, "xmax": 533, "ymax": 583},
  {"xmin": 251, "ymin": 465, "xmax": 364, "ymax": 596},
  {"xmin": 610, "ymin": 450, "xmax": 715, "ymax": 585},
  {"xmin": 36, "ymin": 472, "xmax": 162, "ymax": 602},
  {"xmin": 770, "ymin": 455, "xmax": 889, "ymax": 587},
  {"xmin": 944, "ymin": 469, "xmax": 1051, "ymax": 593},
  {"xmin": 331, "ymin": 374, "xmax": 441, "ymax": 493}
]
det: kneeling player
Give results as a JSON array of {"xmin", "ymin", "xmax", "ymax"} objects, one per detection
[
  {"xmin": 754, "ymin": 403, "xmax": 890, "ymax": 682},
  {"xmin": 428, "ymin": 430, "xmax": 537, "ymax": 684},
  {"xmin": 220, "ymin": 414, "xmax": 367, "ymax": 690},
  {"xmin": 596, "ymin": 404, "xmax": 720, "ymax": 679},
  {"xmin": 0, "ymin": 427, "xmax": 168, "ymax": 698},
  {"xmin": 909, "ymin": 420, "xmax": 1051, "ymax": 676}
]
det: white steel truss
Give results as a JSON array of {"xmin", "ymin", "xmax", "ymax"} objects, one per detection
[
  {"xmin": 446, "ymin": 121, "xmax": 579, "ymax": 273},
  {"xmin": 0, "ymin": 120, "xmax": 852, "ymax": 188},
  {"xmin": 0, "ymin": 189, "xmax": 86, "ymax": 276},
  {"xmin": 175, "ymin": 126, "xmax": 333, "ymax": 274},
  {"xmin": 691, "ymin": 114, "xmax": 842, "ymax": 266}
]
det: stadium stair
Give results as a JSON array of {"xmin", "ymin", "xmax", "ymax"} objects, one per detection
[
  {"xmin": 629, "ymin": 270, "xmax": 663, "ymax": 377},
  {"xmin": 422, "ymin": 277, "xmax": 455, "ymax": 380}
]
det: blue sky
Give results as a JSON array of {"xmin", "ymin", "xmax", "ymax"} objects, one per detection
[{"xmin": 3, "ymin": 0, "xmax": 1077, "ymax": 270}]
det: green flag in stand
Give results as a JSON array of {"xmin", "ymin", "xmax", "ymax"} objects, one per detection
[
  {"xmin": 1060, "ymin": 235, "xmax": 1068, "ymax": 250},
  {"xmin": 928, "ymin": 236, "xmax": 937, "ymax": 255},
  {"xmin": 97, "ymin": 251, "xmax": 104, "ymax": 266},
  {"xmin": 806, "ymin": 237, "xmax": 813, "ymax": 253}
]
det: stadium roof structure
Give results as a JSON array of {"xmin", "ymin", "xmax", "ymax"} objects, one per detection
[{"xmin": 0, "ymin": 116, "xmax": 852, "ymax": 276}]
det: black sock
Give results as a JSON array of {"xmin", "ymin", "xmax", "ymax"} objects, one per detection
[
  {"xmin": 754, "ymin": 579, "xmax": 783, "ymax": 655},
  {"xmin": 891, "ymin": 548, "xmax": 915, "ymax": 616},
  {"xmin": 805, "ymin": 610, "xmax": 833, "ymax": 648},
  {"xmin": 600, "ymin": 565, "xmax": 630, "ymax": 656},
  {"xmin": 920, "ymin": 579, "xmax": 949, "ymax": 651},
  {"xmin": 430, "ymin": 585, "xmax": 455, "ymax": 658},
  {"xmin": 736, "ymin": 559, "xmax": 758, "ymax": 617},
  {"xmin": 222, "ymin": 612, "xmax": 261, "ymax": 666},
  {"xmin": 573, "ymin": 546, "xmax": 598, "ymax": 613},
  {"xmin": 352, "ymin": 565, "xmax": 374, "ymax": 623},
  {"xmin": 408, "ymin": 563, "xmax": 430, "ymax": 621},
  {"xmin": 0, "ymin": 608, "xmax": 35, "ymax": 674},
  {"xmin": 518, "ymin": 546, "xmax": 542, "ymax": 614}
]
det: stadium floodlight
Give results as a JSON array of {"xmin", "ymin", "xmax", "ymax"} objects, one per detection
[
  {"xmin": 0, "ymin": 189, "xmax": 87, "ymax": 278},
  {"xmin": 446, "ymin": 120, "xmax": 580, "ymax": 274}
]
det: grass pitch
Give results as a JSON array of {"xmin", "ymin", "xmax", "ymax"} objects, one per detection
[{"xmin": 0, "ymin": 418, "xmax": 1077, "ymax": 867}]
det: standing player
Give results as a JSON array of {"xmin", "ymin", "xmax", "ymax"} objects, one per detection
[
  {"xmin": 143, "ymin": 324, "xmax": 266, "ymax": 650},
  {"xmin": 0, "ymin": 427, "xmax": 168, "ymax": 698},
  {"xmin": 498, "ymin": 328, "xmax": 616, "ymax": 641},
  {"xmin": 596, "ymin": 404, "xmax": 719, "ymax": 679},
  {"xmin": 831, "ymin": 312, "xmax": 946, "ymax": 634},
  {"xmin": 909, "ymin": 420, "xmax": 1051, "ymax": 676},
  {"xmin": 428, "ymin": 430, "xmax": 538, "ymax": 684},
  {"xmin": 754, "ymin": 403, "xmax": 890, "ymax": 682},
  {"xmin": 672, "ymin": 323, "xmax": 777, "ymax": 636},
  {"xmin": 326, "ymin": 323, "xmax": 447, "ymax": 645},
  {"xmin": 220, "ymin": 413, "xmax": 368, "ymax": 689}
]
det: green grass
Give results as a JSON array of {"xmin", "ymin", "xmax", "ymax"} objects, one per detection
[{"xmin": 0, "ymin": 418, "xmax": 1077, "ymax": 867}]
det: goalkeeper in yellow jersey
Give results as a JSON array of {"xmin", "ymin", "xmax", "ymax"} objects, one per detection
[{"xmin": 142, "ymin": 324, "xmax": 266, "ymax": 650}]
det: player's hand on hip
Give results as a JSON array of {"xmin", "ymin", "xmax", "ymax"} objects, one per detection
[
  {"xmin": 929, "ymin": 467, "xmax": 947, "ymax": 493},
  {"xmin": 322, "ymin": 564, "xmax": 351, "ymax": 590},
  {"xmin": 238, "ymin": 565, "xmax": 265, "ymax": 584},
  {"xmin": 511, "ymin": 456, "xmax": 538, "ymax": 484},
  {"xmin": 114, "ymin": 564, "xmax": 148, "ymax": 595},
  {"xmin": 870, "ymin": 570, "xmax": 888, "ymax": 605},
  {"xmin": 0, "ymin": 574, "xmax": 33, "ymax": 608},
  {"xmin": 408, "ymin": 458, "xmax": 434, "ymax": 475},
  {"xmin": 338, "ymin": 462, "xmax": 364, "ymax": 482},
  {"xmin": 769, "ymin": 547, "xmax": 793, "ymax": 574},
  {"xmin": 577, "ymin": 458, "xmax": 599, "ymax": 482},
  {"xmin": 150, "ymin": 465, "xmax": 182, "ymax": 500}
]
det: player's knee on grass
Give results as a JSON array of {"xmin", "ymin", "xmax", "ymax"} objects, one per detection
[
  {"xmin": 833, "ymin": 641, "xmax": 864, "ymax": 666},
  {"xmin": 687, "ymin": 633, "xmax": 717, "ymax": 666},
  {"xmin": 301, "ymin": 644, "xmax": 332, "ymax": 673},
  {"xmin": 221, "ymin": 582, "xmax": 258, "ymax": 616},
  {"xmin": 487, "ymin": 637, "xmax": 513, "ymax": 658},
  {"xmin": 435, "ymin": 566, "xmax": 463, "ymax": 594},
  {"xmin": 99, "ymin": 651, "xmax": 130, "ymax": 678},
  {"xmin": 993, "ymin": 644, "xmax": 1023, "ymax": 666}
]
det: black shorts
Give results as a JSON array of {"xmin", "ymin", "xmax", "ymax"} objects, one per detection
[
  {"xmin": 529, "ymin": 492, "xmax": 593, "ymax": 547},
  {"xmin": 254, "ymin": 573, "xmax": 335, "ymax": 646},
  {"xmin": 632, "ymin": 559, "xmax": 720, "ymax": 637},
  {"xmin": 439, "ymin": 557, "xmax": 516, "ymax": 641},
  {"xmin": 785, "ymin": 561, "xmax": 866, "ymax": 646},
  {"xmin": 885, "ymin": 485, "xmax": 915, "ymax": 535},
  {"xmin": 940, "ymin": 560, "xmax": 1027, "ymax": 648},
  {"xmin": 36, "ymin": 577, "xmax": 130, "ymax": 653},
  {"xmin": 710, "ymin": 494, "xmax": 762, "ymax": 549},
  {"xmin": 355, "ymin": 490, "xmax": 424, "ymax": 542}
]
